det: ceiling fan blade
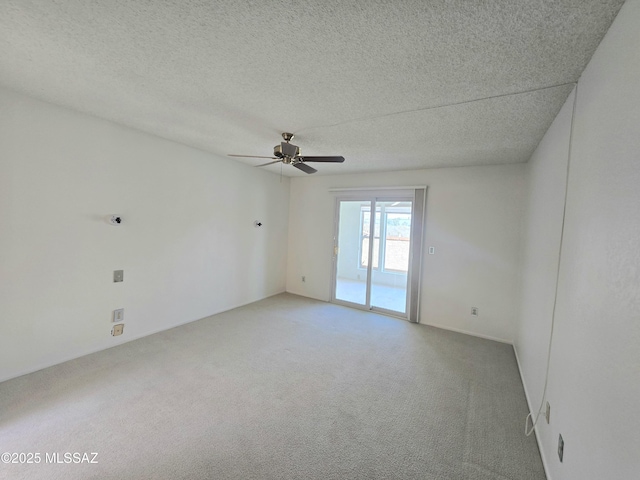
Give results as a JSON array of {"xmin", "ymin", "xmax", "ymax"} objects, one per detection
[
  {"xmin": 256, "ymin": 159, "xmax": 283, "ymax": 167},
  {"xmin": 298, "ymin": 156, "xmax": 345, "ymax": 163},
  {"xmin": 293, "ymin": 162, "xmax": 318, "ymax": 174},
  {"xmin": 228, "ymin": 154, "xmax": 278, "ymax": 159}
]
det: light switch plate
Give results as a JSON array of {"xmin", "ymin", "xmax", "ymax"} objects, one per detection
[{"xmin": 112, "ymin": 308, "xmax": 124, "ymax": 323}]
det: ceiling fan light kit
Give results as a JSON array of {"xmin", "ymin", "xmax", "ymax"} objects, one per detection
[{"xmin": 229, "ymin": 132, "xmax": 345, "ymax": 175}]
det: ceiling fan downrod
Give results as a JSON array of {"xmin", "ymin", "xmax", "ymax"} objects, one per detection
[{"xmin": 282, "ymin": 132, "xmax": 294, "ymax": 142}]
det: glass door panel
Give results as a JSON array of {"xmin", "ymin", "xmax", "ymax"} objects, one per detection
[
  {"xmin": 334, "ymin": 200, "xmax": 371, "ymax": 306},
  {"xmin": 370, "ymin": 201, "xmax": 412, "ymax": 314}
]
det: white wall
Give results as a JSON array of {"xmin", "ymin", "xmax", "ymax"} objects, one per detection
[
  {"xmin": 514, "ymin": 1, "xmax": 640, "ymax": 478},
  {"xmin": 515, "ymin": 85, "xmax": 574, "ymax": 476},
  {"xmin": 286, "ymin": 164, "xmax": 525, "ymax": 343},
  {"xmin": 0, "ymin": 88, "xmax": 290, "ymax": 382}
]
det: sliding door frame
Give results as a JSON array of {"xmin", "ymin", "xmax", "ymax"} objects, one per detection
[{"xmin": 330, "ymin": 187, "xmax": 426, "ymax": 323}]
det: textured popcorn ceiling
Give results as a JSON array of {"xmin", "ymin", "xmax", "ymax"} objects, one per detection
[{"xmin": 0, "ymin": 1, "xmax": 625, "ymax": 176}]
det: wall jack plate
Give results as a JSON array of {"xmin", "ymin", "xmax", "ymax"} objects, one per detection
[
  {"xmin": 112, "ymin": 308, "xmax": 124, "ymax": 323},
  {"xmin": 113, "ymin": 270, "xmax": 124, "ymax": 283},
  {"xmin": 545, "ymin": 401, "xmax": 551, "ymax": 424},
  {"xmin": 558, "ymin": 434, "xmax": 564, "ymax": 462},
  {"xmin": 471, "ymin": 307, "xmax": 479, "ymax": 316},
  {"xmin": 112, "ymin": 324, "xmax": 124, "ymax": 336}
]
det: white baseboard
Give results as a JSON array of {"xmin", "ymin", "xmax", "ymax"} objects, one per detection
[
  {"xmin": 513, "ymin": 344, "xmax": 552, "ymax": 480},
  {"xmin": 284, "ymin": 288, "xmax": 329, "ymax": 302},
  {"xmin": 420, "ymin": 321, "xmax": 513, "ymax": 345},
  {"xmin": 283, "ymin": 293, "xmax": 514, "ymax": 345},
  {"xmin": 0, "ymin": 290, "xmax": 285, "ymax": 384}
]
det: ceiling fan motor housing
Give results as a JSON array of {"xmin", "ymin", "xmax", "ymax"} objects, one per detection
[{"xmin": 274, "ymin": 142, "xmax": 299, "ymax": 159}]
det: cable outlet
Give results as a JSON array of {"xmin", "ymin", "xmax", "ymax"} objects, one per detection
[
  {"xmin": 112, "ymin": 308, "xmax": 124, "ymax": 323},
  {"xmin": 558, "ymin": 434, "xmax": 564, "ymax": 462},
  {"xmin": 471, "ymin": 307, "xmax": 478, "ymax": 316},
  {"xmin": 545, "ymin": 401, "xmax": 551, "ymax": 424},
  {"xmin": 112, "ymin": 324, "xmax": 124, "ymax": 336}
]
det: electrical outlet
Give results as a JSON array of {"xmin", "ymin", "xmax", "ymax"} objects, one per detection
[
  {"xmin": 301, "ymin": 276, "xmax": 306, "ymax": 282},
  {"xmin": 545, "ymin": 402, "xmax": 551, "ymax": 424},
  {"xmin": 112, "ymin": 324, "xmax": 124, "ymax": 336},
  {"xmin": 428, "ymin": 246, "xmax": 435, "ymax": 254},
  {"xmin": 471, "ymin": 307, "xmax": 478, "ymax": 316},
  {"xmin": 112, "ymin": 308, "xmax": 124, "ymax": 323},
  {"xmin": 113, "ymin": 270, "xmax": 124, "ymax": 283},
  {"xmin": 558, "ymin": 434, "xmax": 564, "ymax": 462}
]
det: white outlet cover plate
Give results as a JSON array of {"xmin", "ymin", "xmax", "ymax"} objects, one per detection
[{"xmin": 112, "ymin": 308, "xmax": 124, "ymax": 322}]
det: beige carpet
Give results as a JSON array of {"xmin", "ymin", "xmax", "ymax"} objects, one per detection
[{"xmin": 0, "ymin": 293, "xmax": 545, "ymax": 479}]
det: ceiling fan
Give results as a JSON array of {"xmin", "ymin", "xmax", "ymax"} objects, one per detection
[{"xmin": 229, "ymin": 132, "xmax": 345, "ymax": 174}]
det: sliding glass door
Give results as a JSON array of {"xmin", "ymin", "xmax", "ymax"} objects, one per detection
[{"xmin": 332, "ymin": 191, "xmax": 424, "ymax": 321}]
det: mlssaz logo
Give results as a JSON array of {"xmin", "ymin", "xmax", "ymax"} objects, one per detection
[{"xmin": 46, "ymin": 452, "xmax": 98, "ymax": 464}]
